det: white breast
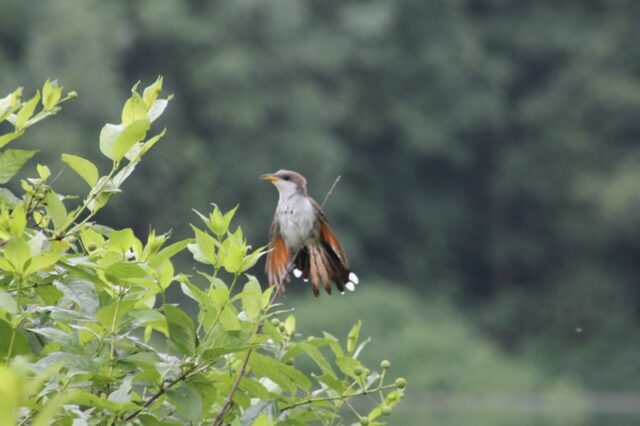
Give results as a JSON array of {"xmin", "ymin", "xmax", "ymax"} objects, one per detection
[{"xmin": 277, "ymin": 194, "xmax": 316, "ymax": 250}]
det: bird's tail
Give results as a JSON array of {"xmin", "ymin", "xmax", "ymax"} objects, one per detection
[{"xmin": 294, "ymin": 242, "xmax": 358, "ymax": 297}]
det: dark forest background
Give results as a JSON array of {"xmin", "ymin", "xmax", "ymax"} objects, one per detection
[{"xmin": 2, "ymin": 0, "xmax": 640, "ymax": 424}]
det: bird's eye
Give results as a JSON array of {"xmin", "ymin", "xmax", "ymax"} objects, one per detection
[{"xmin": 282, "ymin": 175, "xmax": 290, "ymax": 181}]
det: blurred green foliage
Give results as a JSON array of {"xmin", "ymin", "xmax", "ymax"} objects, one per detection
[{"xmin": 3, "ymin": 0, "xmax": 640, "ymax": 423}]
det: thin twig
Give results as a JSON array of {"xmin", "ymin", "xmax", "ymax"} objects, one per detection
[
  {"xmin": 280, "ymin": 384, "xmax": 396, "ymax": 412},
  {"xmin": 321, "ymin": 175, "xmax": 341, "ymax": 208},
  {"xmin": 211, "ymin": 175, "xmax": 342, "ymax": 426},
  {"xmin": 122, "ymin": 367, "xmax": 194, "ymax": 421}
]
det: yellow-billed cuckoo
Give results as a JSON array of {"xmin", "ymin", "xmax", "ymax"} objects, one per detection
[{"xmin": 260, "ymin": 170, "xmax": 358, "ymax": 296}]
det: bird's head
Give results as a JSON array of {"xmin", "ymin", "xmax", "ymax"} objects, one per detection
[{"xmin": 260, "ymin": 169, "xmax": 307, "ymax": 197}]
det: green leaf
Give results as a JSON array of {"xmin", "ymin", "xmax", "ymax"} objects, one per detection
[
  {"xmin": 210, "ymin": 286, "xmax": 230, "ymax": 307},
  {"xmin": 79, "ymin": 227, "xmax": 105, "ymax": 251},
  {"xmin": 241, "ymin": 277, "xmax": 262, "ymax": 320},
  {"xmin": 147, "ymin": 99, "xmax": 169, "ymax": 123},
  {"xmin": 188, "ymin": 225, "xmax": 216, "ymax": 265},
  {"xmin": 54, "ymin": 279, "xmax": 99, "ymax": 316},
  {"xmin": 148, "ymin": 239, "xmax": 190, "ymax": 268},
  {"xmin": 0, "ymin": 149, "xmax": 38, "ymax": 184},
  {"xmin": 167, "ymin": 385, "xmax": 203, "ymax": 424},
  {"xmin": 165, "ymin": 305, "xmax": 196, "ymax": 355},
  {"xmin": 347, "ymin": 320, "xmax": 362, "ymax": 353},
  {"xmin": 335, "ymin": 356, "xmax": 365, "ymax": 379},
  {"xmin": 107, "ymin": 228, "xmax": 135, "ymax": 253},
  {"xmin": 250, "ymin": 352, "xmax": 312, "ymax": 393},
  {"xmin": 108, "ymin": 375, "xmax": 133, "ymax": 404},
  {"xmin": 10, "ymin": 203, "xmax": 26, "ymax": 237},
  {"xmin": 221, "ymin": 237, "xmax": 246, "ymax": 274},
  {"xmin": 42, "ymin": 79, "xmax": 62, "ymax": 111},
  {"xmin": 180, "ymin": 280, "xmax": 209, "ymax": 306},
  {"xmin": 97, "ymin": 300, "xmax": 135, "ymax": 328},
  {"xmin": 142, "ymin": 76, "xmax": 163, "ymax": 107},
  {"xmin": 290, "ymin": 342, "xmax": 336, "ymax": 377},
  {"xmin": 99, "ymin": 123, "xmax": 123, "ymax": 160},
  {"xmin": 112, "ymin": 118, "xmax": 151, "ymax": 161},
  {"xmin": 36, "ymin": 164, "xmax": 50, "ymax": 179},
  {"xmin": 130, "ymin": 309, "xmax": 168, "ymax": 336},
  {"xmin": 0, "ymin": 130, "xmax": 24, "ymax": 149},
  {"xmin": 252, "ymin": 413, "xmax": 274, "ymax": 426},
  {"xmin": 61, "ymin": 154, "xmax": 99, "ymax": 187},
  {"xmin": 0, "ymin": 290, "xmax": 16, "ymax": 315},
  {"xmin": 44, "ymin": 192, "xmax": 67, "ymax": 230},
  {"xmin": 241, "ymin": 246, "xmax": 268, "ymax": 272},
  {"xmin": 14, "ymin": 91, "xmax": 40, "ymax": 129},
  {"xmin": 218, "ymin": 305, "xmax": 241, "ymax": 331},
  {"xmin": 3, "ymin": 237, "xmax": 30, "ymax": 273},
  {"xmin": 0, "ymin": 87, "xmax": 22, "ymax": 122},
  {"xmin": 122, "ymin": 92, "xmax": 147, "ymax": 126},
  {"xmin": 0, "ymin": 320, "xmax": 30, "ymax": 357},
  {"xmin": 104, "ymin": 261, "xmax": 147, "ymax": 282},
  {"xmin": 284, "ymin": 315, "xmax": 296, "ymax": 335},
  {"xmin": 24, "ymin": 253, "xmax": 61, "ymax": 275}
]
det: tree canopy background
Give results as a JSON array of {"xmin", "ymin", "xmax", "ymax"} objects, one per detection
[{"xmin": 2, "ymin": 0, "xmax": 640, "ymax": 424}]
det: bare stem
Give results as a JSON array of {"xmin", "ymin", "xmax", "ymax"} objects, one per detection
[
  {"xmin": 5, "ymin": 276, "xmax": 23, "ymax": 362},
  {"xmin": 321, "ymin": 175, "xmax": 341, "ymax": 208},
  {"xmin": 280, "ymin": 384, "xmax": 396, "ymax": 412}
]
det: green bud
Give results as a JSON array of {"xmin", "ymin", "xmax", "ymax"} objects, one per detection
[
  {"xmin": 381, "ymin": 405, "xmax": 392, "ymax": 415},
  {"xmin": 354, "ymin": 366, "xmax": 364, "ymax": 376},
  {"xmin": 278, "ymin": 324, "xmax": 287, "ymax": 333},
  {"xmin": 395, "ymin": 377, "xmax": 407, "ymax": 389},
  {"xmin": 285, "ymin": 359, "xmax": 294, "ymax": 366},
  {"xmin": 359, "ymin": 417, "xmax": 370, "ymax": 425},
  {"xmin": 271, "ymin": 318, "xmax": 280, "ymax": 326},
  {"xmin": 380, "ymin": 360, "xmax": 391, "ymax": 369}
]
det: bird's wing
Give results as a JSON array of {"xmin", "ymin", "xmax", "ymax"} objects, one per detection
[
  {"xmin": 265, "ymin": 213, "xmax": 290, "ymax": 286},
  {"xmin": 310, "ymin": 198, "xmax": 350, "ymax": 269}
]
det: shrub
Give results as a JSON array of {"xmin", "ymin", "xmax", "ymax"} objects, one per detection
[{"xmin": 0, "ymin": 78, "xmax": 404, "ymax": 425}]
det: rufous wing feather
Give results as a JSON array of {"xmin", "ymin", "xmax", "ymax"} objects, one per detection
[
  {"xmin": 319, "ymin": 221, "xmax": 350, "ymax": 269},
  {"xmin": 266, "ymin": 220, "xmax": 290, "ymax": 286}
]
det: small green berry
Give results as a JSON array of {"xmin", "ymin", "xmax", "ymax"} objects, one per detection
[
  {"xmin": 395, "ymin": 377, "xmax": 407, "ymax": 389},
  {"xmin": 278, "ymin": 324, "xmax": 287, "ymax": 333},
  {"xmin": 354, "ymin": 366, "xmax": 364, "ymax": 376},
  {"xmin": 285, "ymin": 359, "xmax": 294, "ymax": 366},
  {"xmin": 359, "ymin": 417, "xmax": 370, "ymax": 425},
  {"xmin": 381, "ymin": 405, "xmax": 392, "ymax": 415},
  {"xmin": 380, "ymin": 360, "xmax": 391, "ymax": 369},
  {"xmin": 271, "ymin": 318, "xmax": 280, "ymax": 326}
]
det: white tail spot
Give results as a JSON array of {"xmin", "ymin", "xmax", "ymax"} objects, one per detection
[
  {"xmin": 293, "ymin": 268, "xmax": 302, "ymax": 278},
  {"xmin": 345, "ymin": 282, "xmax": 356, "ymax": 292},
  {"xmin": 348, "ymin": 272, "xmax": 359, "ymax": 285}
]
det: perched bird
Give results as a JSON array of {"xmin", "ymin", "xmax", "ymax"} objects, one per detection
[{"xmin": 260, "ymin": 170, "xmax": 358, "ymax": 296}]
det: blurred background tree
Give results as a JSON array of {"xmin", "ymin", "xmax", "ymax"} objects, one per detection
[{"xmin": 3, "ymin": 0, "xmax": 640, "ymax": 424}]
